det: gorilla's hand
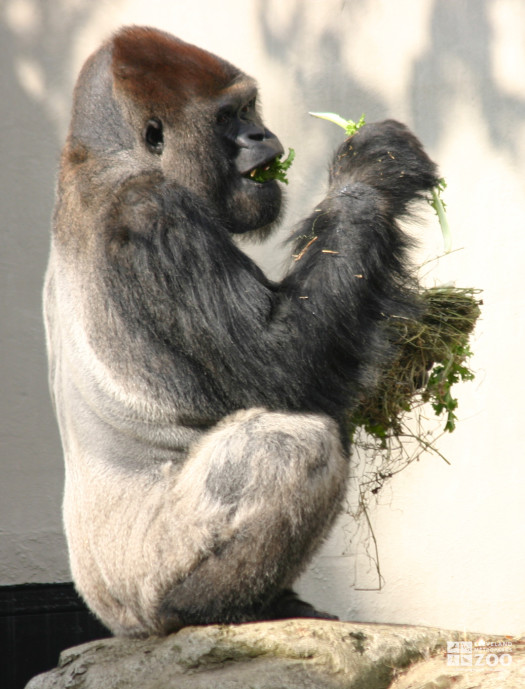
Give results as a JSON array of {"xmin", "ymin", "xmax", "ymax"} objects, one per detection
[{"xmin": 329, "ymin": 120, "xmax": 439, "ymax": 215}]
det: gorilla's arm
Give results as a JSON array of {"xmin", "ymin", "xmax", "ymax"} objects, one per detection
[
  {"xmin": 278, "ymin": 119, "xmax": 439, "ymax": 414},
  {"xmin": 99, "ymin": 121, "xmax": 437, "ymax": 423}
]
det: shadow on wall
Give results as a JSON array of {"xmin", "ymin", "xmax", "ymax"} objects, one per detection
[
  {"xmin": 255, "ymin": 0, "xmax": 387, "ymax": 228},
  {"xmin": 410, "ymin": 0, "xmax": 525, "ymax": 157},
  {"xmin": 0, "ymin": 2, "xmax": 97, "ymax": 583},
  {"xmin": 256, "ymin": 0, "xmax": 525, "ymax": 170},
  {"xmin": 257, "ymin": 2, "xmax": 386, "ymax": 117},
  {"xmin": 252, "ymin": 0, "xmax": 391, "ymax": 278}
]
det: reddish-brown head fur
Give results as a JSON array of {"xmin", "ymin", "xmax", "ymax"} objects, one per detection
[{"xmin": 112, "ymin": 26, "xmax": 240, "ymax": 111}]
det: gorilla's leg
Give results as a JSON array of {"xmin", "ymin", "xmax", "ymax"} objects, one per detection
[{"xmin": 154, "ymin": 408, "xmax": 347, "ymax": 634}]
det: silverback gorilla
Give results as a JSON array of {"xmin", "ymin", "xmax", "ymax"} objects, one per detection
[{"xmin": 44, "ymin": 26, "xmax": 438, "ymax": 637}]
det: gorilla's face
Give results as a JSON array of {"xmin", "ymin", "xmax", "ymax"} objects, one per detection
[
  {"xmin": 66, "ymin": 28, "xmax": 285, "ymax": 237},
  {"xmin": 103, "ymin": 28, "xmax": 284, "ymax": 236},
  {"xmin": 211, "ymin": 89, "xmax": 285, "ymax": 234},
  {"xmin": 135, "ymin": 80, "xmax": 285, "ymax": 235}
]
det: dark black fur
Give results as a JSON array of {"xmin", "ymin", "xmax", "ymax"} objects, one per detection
[{"xmin": 98, "ymin": 121, "xmax": 437, "ymax": 428}]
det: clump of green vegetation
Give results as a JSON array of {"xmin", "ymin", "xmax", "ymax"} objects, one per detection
[
  {"xmin": 349, "ymin": 286, "xmax": 482, "ymax": 449},
  {"xmin": 251, "ymin": 148, "xmax": 295, "ymax": 184}
]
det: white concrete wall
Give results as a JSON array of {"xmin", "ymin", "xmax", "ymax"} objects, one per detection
[{"xmin": 1, "ymin": 0, "xmax": 524, "ymax": 636}]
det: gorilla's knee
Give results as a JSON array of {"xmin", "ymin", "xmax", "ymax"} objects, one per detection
[{"xmin": 200, "ymin": 409, "xmax": 345, "ymax": 509}]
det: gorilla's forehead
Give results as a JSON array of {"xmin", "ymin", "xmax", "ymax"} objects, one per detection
[
  {"xmin": 111, "ymin": 26, "xmax": 244, "ymax": 107},
  {"xmin": 214, "ymin": 77, "xmax": 258, "ymax": 107}
]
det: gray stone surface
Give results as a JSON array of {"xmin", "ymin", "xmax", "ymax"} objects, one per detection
[{"xmin": 25, "ymin": 620, "xmax": 525, "ymax": 689}]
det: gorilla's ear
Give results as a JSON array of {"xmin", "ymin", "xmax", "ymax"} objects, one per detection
[{"xmin": 69, "ymin": 41, "xmax": 133, "ymax": 154}]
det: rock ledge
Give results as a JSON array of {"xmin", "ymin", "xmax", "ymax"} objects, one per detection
[{"xmin": 26, "ymin": 619, "xmax": 524, "ymax": 689}]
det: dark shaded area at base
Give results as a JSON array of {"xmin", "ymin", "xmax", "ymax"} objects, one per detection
[{"xmin": 0, "ymin": 583, "xmax": 109, "ymax": 689}]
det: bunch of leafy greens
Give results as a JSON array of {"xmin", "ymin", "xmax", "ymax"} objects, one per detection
[
  {"xmin": 251, "ymin": 149, "xmax": 295, "ymax": 184},
  {"xmin": 349, "ymin": 286, "xmax": 482, "ymax": 445}
]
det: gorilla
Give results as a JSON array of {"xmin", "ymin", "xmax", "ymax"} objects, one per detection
[{"xmin": 44, "ymin": 26, "xmax": 438, "ymax": 637}]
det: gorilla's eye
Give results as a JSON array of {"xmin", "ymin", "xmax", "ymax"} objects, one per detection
[
  {"xmin": 144, "ymin": 118, "xmax": 164, "ymax": 154},
  {"xmin": 240, "ymin": 98, "xmax": 256, "ymax": 115},
  {"xmin": 216, "ymin": 109, "xmax": 233, "ymax": 126}
]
